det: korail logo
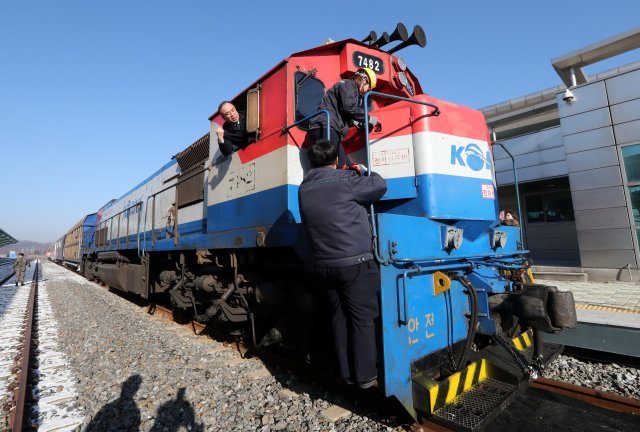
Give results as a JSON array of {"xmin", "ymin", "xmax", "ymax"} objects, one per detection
[{"xmin": 451, "ymin": 144, "xmax": 492, "ymax": 171}]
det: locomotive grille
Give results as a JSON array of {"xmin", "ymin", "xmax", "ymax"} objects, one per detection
[{"xmin": 173, "ymin": 133, "xmax": 210, "ymax": 171}]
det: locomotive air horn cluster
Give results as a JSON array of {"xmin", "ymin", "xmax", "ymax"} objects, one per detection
[
  {"xmin": 361, "ymin": 23, "xmax": 427, "ymax": 53},
  {"xmin": 371, "ymin": 32, "xmax": 391, "ymax": 48},
  {"xmin": 361, "ymin": 31, "xmax": 378, "ymax": 45},
  {"xmin": 387, "ymin": 25, "xmax": 426, "ymax": 53}
]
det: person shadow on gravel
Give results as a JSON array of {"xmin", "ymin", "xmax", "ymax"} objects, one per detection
[
  {"xmin": 150, "ymin": 387, "xmax": 204, "ymax": 432},
  {"xmin": 85, "ymin": 374, "xmax": 142, "ymax": 432}
]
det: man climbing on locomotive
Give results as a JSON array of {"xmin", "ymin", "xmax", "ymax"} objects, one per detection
[
  {"xmin": 214, "ymin": 101, "xmax": 250, "ymax": 156},
  {"xmin": 307, "ymin": 67, "xmax": 380, "ymax": 168},
  {"xmin": 299, "ymin": 139, "xmax": 387, "ymax": 389}
]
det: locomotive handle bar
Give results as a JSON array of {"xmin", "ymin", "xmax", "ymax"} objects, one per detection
[
  {"xmin": 362, "ymin": 91, "xmax": 441, "ymax": 265},
  {"xmin": 282, "ymin": 109, "xmax": 331, "ymax": 141},
  {"xmin": 399, "ymin": 263, "xmax": 472, "ymax": 325},
  {"xmin": 399, "ymin": 265, "xmax": 421, "ymax": 324},
  {"xmin": 391, "ymin": 252, "xmax": 528, "ymax": 267},
  {"xmin": 138, "ymin": 164, "xmax": 210, "ymax": 257},
  {"xmin": 492, "ymin": 141, "xmax": 524, "ymax": 250},
  {"xmin": 92, "ymin": 202, "xmax": 142, "ymax": 254}
]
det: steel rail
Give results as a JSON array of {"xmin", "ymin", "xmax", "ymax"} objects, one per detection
[
  {"xmin": 8, "ymin": 260, "xmax": 39, "ymax": 432},
  {"xmin": 0, "ymin": 265, "xmax": 15, "ymax": 286},
  {"xmin": 532, "ymin": 377, "xmax": 640, "ymax": 414}
]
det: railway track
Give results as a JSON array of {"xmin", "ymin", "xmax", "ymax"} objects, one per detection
[
  {"xmin": 2, "ymin": 261, "xmax": 84, "ymax": 431},
  {"xmin": 3, "ymin": 260, "xmax": 38, "ymax": 431},
  {"xmin": 0, "ymin": 258, "xmax": 16, "ymax": 286},
  {"xmin": 531, "ymin": 376, "xmax": 640, "ymax": 414}
]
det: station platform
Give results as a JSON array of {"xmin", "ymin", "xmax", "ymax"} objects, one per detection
[{"xmin": 540, "ymin": 279, "xmax": 640, "ymax": 358}]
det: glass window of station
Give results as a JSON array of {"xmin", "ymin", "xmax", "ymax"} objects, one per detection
[
  {"xmin": 523, "ymin": 178, "xmax": 575, "ymax": 223},
  {"xmin": 622, "ymin": 144, "xmax": 640, "ymax": 245}
]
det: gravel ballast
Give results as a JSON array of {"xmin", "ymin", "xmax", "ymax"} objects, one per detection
[
  {"xmin": 41, "ymin": 261, "xmax": 402, "ymax": 431},
  {"xmin": 39, "ymin": 261, "xmax": 640, "ymax": 431},
  {"xmin": 545, "ymin": 354, "xmax": 640, "ymax": 399}
]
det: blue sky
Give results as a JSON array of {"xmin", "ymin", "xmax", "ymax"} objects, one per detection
[{"xmin": 1, "ymin": 0, "xmax": 639, "ymax": 243}]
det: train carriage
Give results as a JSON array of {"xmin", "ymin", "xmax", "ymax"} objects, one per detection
[
  {"xmin": 65, "ymin": 25, "xmax": 577, "ymax": 430},
  {"xmin": 53, "ymin": 235, "xmax": 65, "ymax": 263},
  {"xmin": 62, "ymin": 213, "xmax": 97, "ymax": 268}
]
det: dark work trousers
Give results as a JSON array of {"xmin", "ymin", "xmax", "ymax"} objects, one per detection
[
  {"xmin": 307, "ymin": 127, "xmax": 352, "ymax": 168},
  {"xmin": 316, "ymin": 260, "xmax": 380, "ymax": 383}
]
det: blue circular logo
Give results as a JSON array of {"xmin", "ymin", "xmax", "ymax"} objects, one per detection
[{"xmin": 464, "ymin": 144, "xmax": 485, "ymax": 171}]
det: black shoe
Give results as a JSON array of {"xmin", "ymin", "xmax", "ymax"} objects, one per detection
[
  {"xmin": 15, "ymin": 283, "xmax": 18, "ymax": 286},
  {"xmin": 358, "ymin": 377, "xmax": 378, "ymax": 389},
  {"xmin": 21, "ymin": 283, "xmax": 24, "ymax": 286}
]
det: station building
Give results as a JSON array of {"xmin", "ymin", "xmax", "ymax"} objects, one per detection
[{"xmin": 482, "ymin": 28, "xmax": 640, "ymax": 281}]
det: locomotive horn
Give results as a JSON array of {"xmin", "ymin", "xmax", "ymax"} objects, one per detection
[
  {"xmin": 372, "ymin": 32, "xmax": 391, "ymax": 48},
  {"xmin": 361, "ymin": 31, "xmax": 378, "ymax": 45},
  {"xmin": 387, "ymin": 25, "xmax": 427, "ymax": 54},
  {"xmin": 388, "ymin": 23, "xmax": 409, "ymax": 43}
]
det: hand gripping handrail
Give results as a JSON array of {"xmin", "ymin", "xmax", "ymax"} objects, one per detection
[{"xmin": 362, "ymin": 91, "xmax": 441, "ymax": 265}]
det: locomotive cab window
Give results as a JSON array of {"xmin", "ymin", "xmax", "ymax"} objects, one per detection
[
  {"xmin": 212, "ymin": 86, "xmax": 260, "ymax": 157},
  {"xmin": 231, "ymin": 87, "xmax": 260, "ymax": 142},
  {"xmin": 294, "ymin": 71, "xmax": 325, "ymax": 130}
]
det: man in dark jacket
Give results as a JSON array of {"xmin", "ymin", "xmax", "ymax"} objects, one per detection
[
  {"xmin": 307, "ymin": 67, "xmax": 379, "ymax": 167},
  {"xmin": 214, "ymin": 101, "xmax": 249, "ymax": 156},
  {"xmin": 299, "ymin": 139, "xmax": 387, "ymax": 388}
]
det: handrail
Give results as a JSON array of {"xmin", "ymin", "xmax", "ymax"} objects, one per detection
[
  {"xmin": 390, "ymin": 251, "xmax": 528, "ymax": 267},
  {"xmin": 492, "ymin": 141, "xmax": 524, "ymax": 250},
  {"xmin": 96, "ymin": 202, "xmax": 142, "ymax": 252},
  {"xmin": 361, "ymin": 91, "xmax": 441, "ymax": 265},
  {"xmin": 282, "ymin": 109, "xmax": 331, "ymax": 141}
]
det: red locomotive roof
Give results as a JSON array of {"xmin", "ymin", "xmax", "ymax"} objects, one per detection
[{"xmin": 209, "ymin": 38, "xmax": 424, "ymax": 121}]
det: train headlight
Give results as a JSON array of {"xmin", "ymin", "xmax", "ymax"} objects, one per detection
[
  {"xmin": 491, "ymin": 230, "xmax": 507, "ymax": 249},
  {"xmin": 397, "ymin": 57, "xmax": 407, "ymax": 71},
  {"xmin": 397, "ymin": 71, "xmax": 408, "ymax": 87}
]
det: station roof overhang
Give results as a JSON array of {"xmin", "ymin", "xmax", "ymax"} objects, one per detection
[
  {"xmin": 0, "ymin": 228, "xmax": 18, "ymax": 248},
  {"xmin": 552, "ymin": 27, "xmax": 640, "ymax": 87}
]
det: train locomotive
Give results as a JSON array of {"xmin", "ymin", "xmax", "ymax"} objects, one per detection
[{"xmin": 58, "ymin": 24, "xmax": 577, "ymax": 430}]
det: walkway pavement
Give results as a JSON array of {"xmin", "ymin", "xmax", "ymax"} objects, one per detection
[
  {"xmin": 541, "ymin": 279, "xmax": 640, "ymax": 331},
  {"xmin": 543, "ymin": 279, "xmax": 640, "ymax": 311}
]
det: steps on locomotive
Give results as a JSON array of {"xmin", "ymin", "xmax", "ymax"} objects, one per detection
[
  {"xmin": 413, "ymin": 359, "xmax": 519, "ymax": 431},
  {"xmin": 531, "ymin": 266, "xmax": 588, "ymax": 282},
  {"xmin": 412, "ymin": 330, "xmax": 562, "ymax": 431}
]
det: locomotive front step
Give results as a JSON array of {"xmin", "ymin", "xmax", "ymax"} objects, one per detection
[
  {"xmin": 411, "ymin": 330, "xmax": 564, "ymax": 431},
  {"xmin": 412, "ymin": 358, "xmax": 520, "ymax": 431},
  {"xmin": 431, "ymin": 375, "xmax": 518, "ymax": 431}
]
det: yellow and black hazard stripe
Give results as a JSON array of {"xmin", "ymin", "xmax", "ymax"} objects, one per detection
[
  {"xmin": 424, "ymin": 359, "xmax": 489, "ymax": 414},
  {"xmin": 575, "ymin": 303, "xmax": 640, "ymax": 314},
  {"xmin": 511, "ymin": 329, "xmax": 533, "ymax": 351}
]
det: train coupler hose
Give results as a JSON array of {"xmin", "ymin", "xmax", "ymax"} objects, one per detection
[{"xmin": 493, "ymin": 333, "xmax": 541, "ymax": 381}]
